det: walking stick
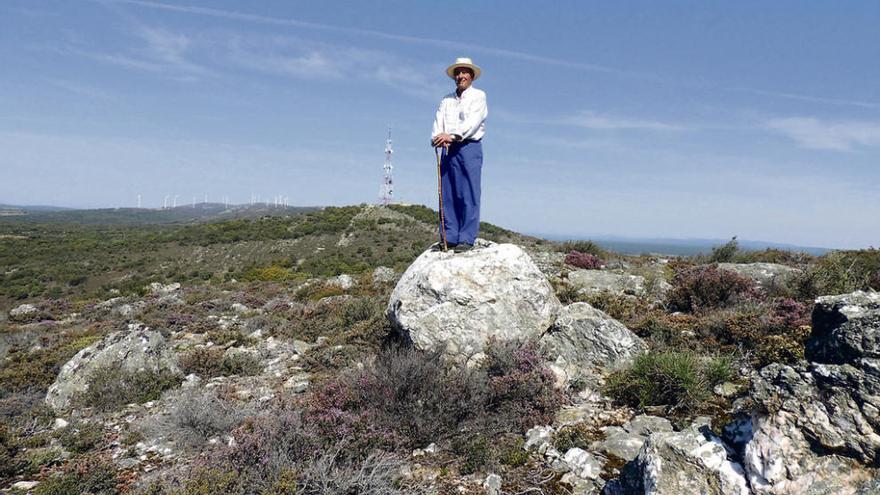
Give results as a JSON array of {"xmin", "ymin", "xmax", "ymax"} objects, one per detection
[{"xmin": 435, "ymin": 147, "xmax": 449, "ymax": 252}]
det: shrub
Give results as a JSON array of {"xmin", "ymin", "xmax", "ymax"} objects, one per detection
[
  {"xmin": 150, "ymin": 389, "xmax": 249, "ymax": 449},
  {"xmin": 34, "ymin": 457, "xmax": 118, "ymax": 495},
  {"xmin": 56, "ymin": 421, "xmax": 103, "ymax": 454},
  {"xmin": 179, "ymin": 347, "xmax": 262, "ymax": 378},
  {"xmin": 483, "ymin": 340, "xmax": 565, "ymax": 432},
  {"xmin": 76, "ymin": 366, "xmax": 180, "ymax": 411},
  {"xmin": 304, "ymin": 346, "xmax": 485, "ymax": 450},
  {"xmin": 564, "ymin": 251, "xmax": 603, "ymax": 270},
  {"xmin": 302, "ymin": 341, "xmax": 563, "ymax": 452},
  {"xmin": 708, "ymin": 237, "xmax": 739, "ymax": 263},
  {"xmin": 553, "ymin": 423, "xmax": 603, "ymax": 453},
  {"xmin": 734, "ymin": 248, "xmax": 813, "ymax": 265},
  {"xmin": 0, "ymin": 329, "xmax": 103, "ymax": 398},
  {"xmin": 797, "ymin": 249, "xmax": 880, "ymax": 297},
  {"xmin": 0, "ymin": 423, "xmax": 22, "ymax": 477},
  {"xmin": 453, "ymin": 435, "xmax": 490, "ymax": 475},
  {"xmin": 296, "ymin": 450, "xmax": 416, "ymax": 495},
  {"xmin": 496, "ymin": 435, "xmax": 530, "ymax": 467},
  {"xmin": 668, "ymin": 264, "xmax": 759, "ymax": 313},
  {"xmin": 604, "ymin": 351, "xmax": 732, "ymax": 414},
  {"xmin": 557, "ymin": 240, "xmax": 608, "ymax": 258},
  {"xmin": 242, "ymin": 265, "xmax": 300, "ymax": 282}
]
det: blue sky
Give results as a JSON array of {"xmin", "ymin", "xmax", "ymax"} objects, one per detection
[{"xmin": 1, "ymin": 1, "xmax": 878, "ymax": 249}]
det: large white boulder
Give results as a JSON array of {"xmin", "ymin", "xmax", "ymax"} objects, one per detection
[
  {"xmin": 540, "ymin": 302, "xmax": 646, "ymax": 374},
  {"xmin": 386, "ymin": 241, "xmax": 560, "ymax": 362}
]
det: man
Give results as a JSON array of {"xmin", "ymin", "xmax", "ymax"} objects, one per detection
[{"xmin": 431, "ymin": 57, "xmax": 488, "ymax": 253}]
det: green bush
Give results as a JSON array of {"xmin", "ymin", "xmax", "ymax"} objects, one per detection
[
  {"xmin": 178, "ymin": 347, "xmax": 262, "ymax": 378},
  {"xmin": 0, "ymin": 331, "xmax": 102, "ymax": 399},
  {"xmin": 708, "ymin": 237, "xmax": 739, "ymax": 263},
  {"xmin": 34, "ymin": 458, "xmax": 118, "ymax": 495},
  {"xmin": 604, "ymin": 351, "xmax": 733, "ymax": 414},
  {"xmin": 556, "ymin": 240, "xmax": 608, "ymax": 258},
  {"xmin": 797, "ymin": 249, "xmax": 880, "ymax": 297},
  {"xmin": 553, "ymin": 423, "xmax": 603, "ymax": 453},
  {"xmin": 76, "ymin": 366, "xmax": 180, "ymax": 411},
  {"xmin": 56, "ymin": 422, "xmax": 103, "ymax": 454}
]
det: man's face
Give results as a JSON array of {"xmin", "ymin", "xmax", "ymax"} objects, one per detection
[{"xmin": 454, "ymin": 67, "xmax": 474, "ymax": 91}]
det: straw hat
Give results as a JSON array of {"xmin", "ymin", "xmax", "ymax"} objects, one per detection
[{"xmin": 446, "ymin": 57, "xmax": 481, "ymax": 80}]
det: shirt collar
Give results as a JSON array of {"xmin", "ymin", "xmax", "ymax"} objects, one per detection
[{"xmin": 455, "ymin": 85, "xmax": 476, "ymax": 99}]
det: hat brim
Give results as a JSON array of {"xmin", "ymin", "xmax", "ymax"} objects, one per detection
[{"xmin": 446, "ymin": 63, "xmax": 481, "ymax": 80}]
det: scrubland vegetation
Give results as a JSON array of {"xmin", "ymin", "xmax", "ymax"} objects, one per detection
[{"xmin": 1, "ymin": 207, "xmax": 878, "ymax": 493}]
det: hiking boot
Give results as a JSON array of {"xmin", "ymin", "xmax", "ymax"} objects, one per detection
[
  {"xmin": 430, "ymin": 242, "xmax": 456, "ymax": 252},
  {"xmin": 453, "ymin": 243, "xmax": 473, "ymax": 253}
]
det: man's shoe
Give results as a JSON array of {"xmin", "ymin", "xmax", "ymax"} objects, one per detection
[
  {"xmin": 430, "ymin": 242, "xmax": 456, "ymax": 252},
  {"xmin": 453, "ymin": 243, "xmax": 473, "ymax": 253}
]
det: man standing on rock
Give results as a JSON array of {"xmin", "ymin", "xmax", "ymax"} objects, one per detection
[{"xmin": 431, "ymin": 57, "xmax": 488, "ymax": 253}]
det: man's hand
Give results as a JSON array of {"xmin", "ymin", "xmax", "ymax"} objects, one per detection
[{"xmin": 431, "ymin": 133, "xmax": 454, "ymax": 148}]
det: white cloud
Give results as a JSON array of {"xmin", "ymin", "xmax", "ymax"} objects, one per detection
[{"xmin": 765, "ymin": 117, "xmax": 880, "ymax": 151}]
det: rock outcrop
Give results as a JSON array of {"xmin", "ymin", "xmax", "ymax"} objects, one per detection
[
  {"xmin": 386, "ymin": 241, "xmax": 560, "ymax": 362},
  {"xmin": 609, "ymin": 419, "xmax": 750, "ymax": 495},
  {"xmin": 740, "ymin": 290, "xmax": 880, "ymax": 494},
  {"xmin": 567, "ymin": 270, "xmax": 650, "ymax": 298},
  {"xmin": 718, "ymin": 262, "xmax": 802, "ymax": 292},
  {"xmin": 541, "ymin": 302, "xmax": 646, "ymax": 375},
  {"xmin": 46, "ymin": 323, "xmax": 180, "ymax": 411}
]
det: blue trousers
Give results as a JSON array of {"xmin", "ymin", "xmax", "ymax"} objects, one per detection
[{"xmin": 440, "ymin": 141, "xmax": 482, "ymax": 245}]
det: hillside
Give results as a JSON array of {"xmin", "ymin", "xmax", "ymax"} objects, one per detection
[
  {"xmin": 0, "ymin": 204, "xmax": 537, "ymax": 309},
  {"xmin": 0, "ymin": 204, "xmax": 320, "ymax": 226}
]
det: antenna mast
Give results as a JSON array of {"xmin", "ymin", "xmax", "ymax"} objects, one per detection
[{"xmin": 379, "ymin": 127, "xmax": 394, "ymax": 205}]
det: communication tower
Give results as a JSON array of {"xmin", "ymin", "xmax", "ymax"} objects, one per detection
[{"xmin": 379, "ymin": 127, "xmax": 394, "ymax": 205}]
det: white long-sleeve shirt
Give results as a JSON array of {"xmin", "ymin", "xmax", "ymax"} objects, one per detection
[{"xmin": 432, "ymin": 86, "xmax": 487, "ymax": 141}]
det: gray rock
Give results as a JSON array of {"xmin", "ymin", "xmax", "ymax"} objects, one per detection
[
  {"xmin": 744, "ymin": 409, "xmax": 875, "ymax": 494},
  {"xmin": 567, "ymin": 270, "xmax": 647, "ymax": 297},
  {"xmin": 591, "ymin": 416, "xmax": 672, "ymax": 463},
  {"xmin": 718, "ymin": 262, "xmax": 803, "ymax": 291},
  {"xmin": 567, "ymin": 270, "xmax": 648, "ymax": 297},
  {"xmin": 624, "ymin": 415, "xmax": 673, "ymax": 436},
  {"xmin": 45, "ymin": 323, "xmax": 180, "ymax": 411},
  {"xmin": 386, "ymin": 242, "xmax": 560, "ymax": 362},
  {"xmin": 12, "ymin": 481, "xmax": 39, "ymax": 490},
  {"xmin": 807, "ymin": 291, "xmax": 880, "ymax": 364},
  {"xmin": 483, "ymin": 473, "xmax": 502, "ymax": 495},
  {"xmin": 328, "ymin": 274, "xmax": 355, "ymax": 290},
  {"xmin": 148, "ymin": 282, "xmax": 181, "ymax": 295},
  {"xmin": 592, "ymin": 429, "xmax": 645, "ymax": 462},
  {"xmin": 230, "ymin": 303, "xmax": 249, "ymax": 314},
  {"xmin": 372, "ymin": 266, "xmax": 396, "ymax": 284},
  {"xmin": 541, "ymin": 303, "xmax": 646, "ymax": 374},
  {"xmin": 616, "ymin": 421, "xmax": 749, "ymax": 495},
  {"xmin": 747, "ymin": 361, "xmax": 880, "ymax": 468},
  {"xmin": 524, "ymin": 425, "xmax": 556, "ymax": 456},
  {"xmin": 10, "ymin": 303, "xmax": 39, "ymax": 318},
  {"xmin": 527, "ymin": 250, "xmax": 567, "ymax": 278},
  {"xmin": 564, "ymin": 448, "xmax": 603, "ymax": 480},
  {"xmin": 115, "ymin": 301, "xmax": 146, "ymax": 319}
]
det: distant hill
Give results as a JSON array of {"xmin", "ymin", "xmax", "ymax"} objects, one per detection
[
  {"xmin": 0, "ymin": 203, "xmax": 320, "ymax": 225},
  {"xmin": 0, "ymin": 204, "xmax": 74, "ymax": 212},
  {"xmin": 535, "ymin": 234, "xmax": 831, "ymax": 257}
]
